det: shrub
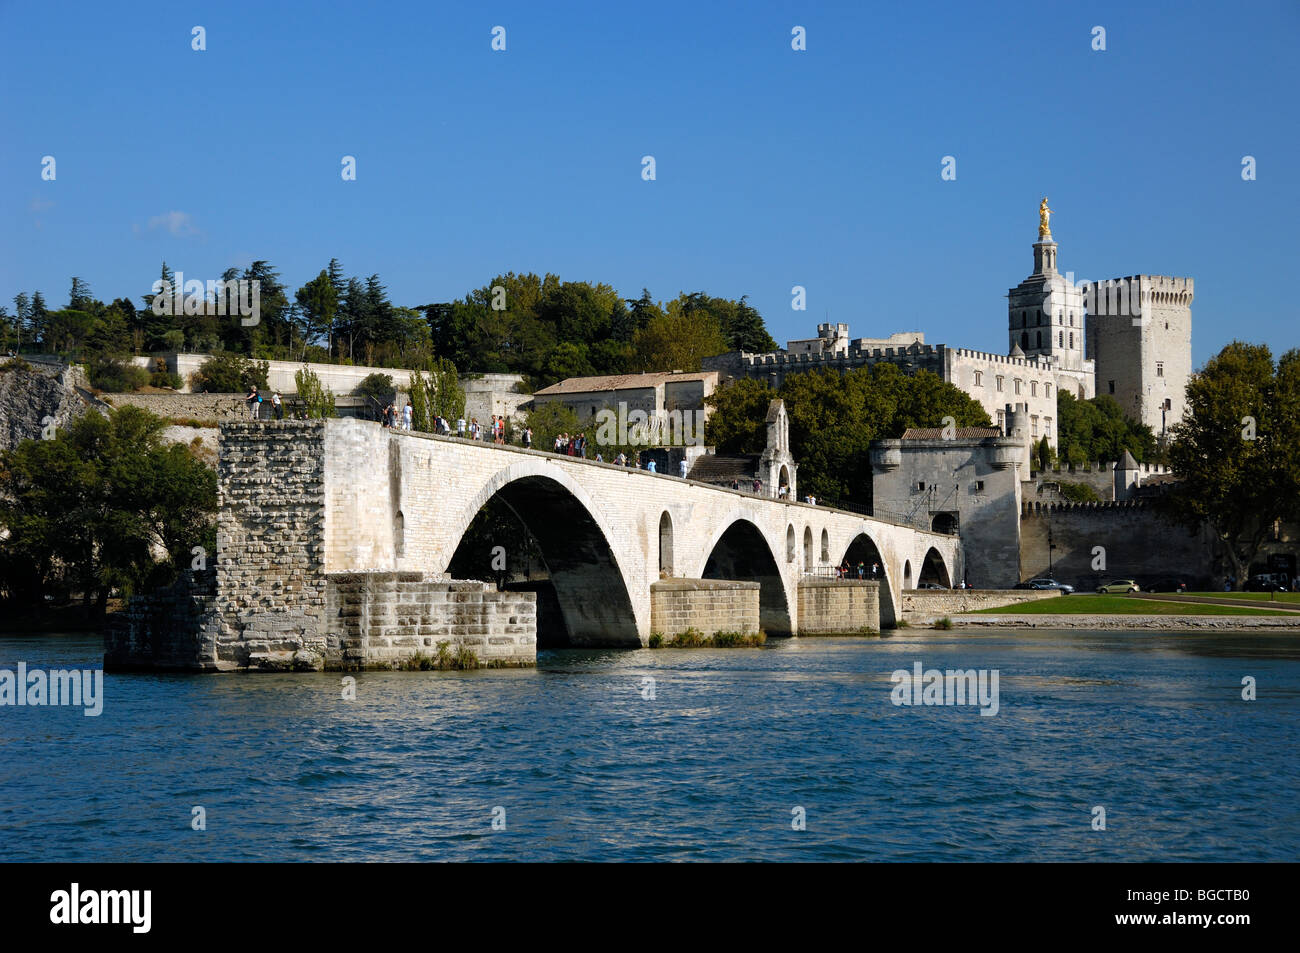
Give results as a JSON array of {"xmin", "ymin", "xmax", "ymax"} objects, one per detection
[
  {"xmin": 294, "ymin": 366, "xmax": 337, "ymax": 419},
  {"xmin": 934, "ymin": 617, "xmax": 954, "ymax": 630},
  {"xmin": 192, "ymin": 352, "xmax": 269, "ymax": 393},
  {"xmin": 648, "ymin": 632, "xmax": 663, "ymax": 648},
  {"xmin": 87, "ymin": 354, "xmax": 148, "ymax": 392},
  {"xmin": 149, "ymin": 370, "xmax": 184, "ymax": 389},
  {"xmin": 356, "ymin": 372, "xmax": 395, "ymax": 407},
  {"xmin": 1057, "ymin": 480, "xmax": 1101, "ymax": 503}
]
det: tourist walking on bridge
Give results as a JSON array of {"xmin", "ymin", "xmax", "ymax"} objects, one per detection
[{"xmin": 245, "ymin": 385, "xmax": 261, "ymax": 420}]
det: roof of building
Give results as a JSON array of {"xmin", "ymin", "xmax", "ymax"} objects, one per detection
[
  {"xmin": 900, "ymin": 426, "xmax": 1004, "ymax": 440},
  {"xmin": 1119, "ymin": 449, "xmax": 1140, "ymax": 469},
  {"xmin": 534, "ymin": 370, "xmax": 716, "ymax": 396},
  {"xmin": 765, "ymin": 398, "xmax": 785, "ymax": 423},
  {"xmin": 687, "ymin": 453, "xmax": 759, "ymax": 484}
]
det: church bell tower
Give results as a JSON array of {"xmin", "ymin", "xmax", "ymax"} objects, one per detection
[{"xmin": 1007, "ymin": 198, "xmax": 1085, "ymax": 372}]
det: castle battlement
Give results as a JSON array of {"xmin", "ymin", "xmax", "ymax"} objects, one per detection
[
  {"xmin": 952, "ymin": 347, "xmax": 1053, "ymax": 368},
  {"xmin": 1030, "ymin": 461, "xmax": 1175, "ymax": 477},
  {"xmin": 1021, "ymin": 500, "xmax": 1149, "ymax": 516},
  {"xmin": 740, "ymin": 343, "xmax": 948, "ymax": 367}
]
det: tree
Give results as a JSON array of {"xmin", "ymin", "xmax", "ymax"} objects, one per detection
[
  {"xmin": 0, "ymin": 406, "xmax": 216, "ymax": 615},
  {"xmin": 1057, "ymin": 391, "xmax": 1156, "ymax": 463},
  {"xmin": 68, "ymin": 277, "xmax": 94, "ymax": 312},
  {"xmin": 705, "ymin": 377, "xmax": 775, "ymax": 453},
  {"xmin": 294, "ymin": 366, "xmax": 337, "ymax": 418},
  {"xmin": 295, "ymin": 270, "xmax": 339, "ymax": 358},
  {"xmin": 1165, "ymin": 342, "xmax": 1300, "ymax": 588},
  {"xmin": 632, "ymin": 312, "xmax": 729, "ymax": 372},
  {"xmin": 702, "ymin": 365, "xmax": 990, "ymax": 508},
  {"xmin": 523, "ymin": 401, "xmax": 582, "ymax": 453}
]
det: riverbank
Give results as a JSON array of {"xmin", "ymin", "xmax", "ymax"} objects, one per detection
[{"xmin": 944, "ymin": 614, "xmax": 1300, "ymax": 630}]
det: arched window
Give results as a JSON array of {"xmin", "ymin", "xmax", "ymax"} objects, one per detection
[
  {"xmin": 1069, "ymin": 332, "xmax": 1074, "ymax": 348},
  {"xmin": 786, "ymin": 524, "xmax": 796, "ymax": 562},
  {"xmin": 803, "ymin": 527, "xmax": 813, "ymax": 571},
  {"xmin": 903, "ymin": 560, "xmax": 913, "ymax": 589},
  {"xmin": 820, "ymin": 528, "xmax": 830, "ymax": 564},
  {"xmin": 393, "ymin": 511, "xmax": 405, "ymax": 559},
  {"xmin": 1058, "ymin": 331, "xmax": 1063, "ymax": 347},
  {"xmin": 658, "ymin": 511, "xmax": 673, "ymax": 576}
]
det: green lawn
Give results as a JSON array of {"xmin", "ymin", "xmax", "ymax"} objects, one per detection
[
  {"xmin": 1183, "ymin": 591, "xmax": 1300, "ymax": 604},
  {"xmin": 972, "ymin": 594, "xmax": 1288, "ymax": 616}
]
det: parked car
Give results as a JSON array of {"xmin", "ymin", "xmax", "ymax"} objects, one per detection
[
  {"xmin": 1026, "ymin": 578, "xmax": 1074, "ymax": 594},
  {"xmin": 1245, "ymin": 575, "xmax": 1289, "ymax": 592},
  {"xmin": 1096, "ymin": 579, "xmax": 1140, "ymax": 594},
  {"xmin": 916, "ymin": 582, "xmax": 949, "ymax": 590},
  {"xmin": 1147, "ymin": 579, "xmax": 1188, "ymax": 593}
]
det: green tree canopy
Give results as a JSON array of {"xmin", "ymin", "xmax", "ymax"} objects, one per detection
[
  {"xmin": 0, "ymin": 406, "xmax": 216, "ymax": 614},
  {"xmin": 1057, "ymin": 391, "xmax": 1157, "ymax": 464},
  {"xmin": 705, "ymin": 365, "xmax": 991, "ymax": 507},
  {"xmin": 1165, "ymin": 342, "xmax": 1300, "ymax": 587}
]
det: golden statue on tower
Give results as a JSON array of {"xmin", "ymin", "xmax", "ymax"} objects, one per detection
[{"xmin": 1038, "ymin": 197, "xmax": 1053, "ymax": 239}]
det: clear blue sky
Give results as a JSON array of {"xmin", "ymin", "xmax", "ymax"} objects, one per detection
[{"xmin": 2, "ymin": 0, "xmax": 1296, "ymax": 367}]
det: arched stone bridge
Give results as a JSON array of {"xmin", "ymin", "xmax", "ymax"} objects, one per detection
[{"xmin": 214, "ymin": 419, "xmax": 960, "ymax": 651}]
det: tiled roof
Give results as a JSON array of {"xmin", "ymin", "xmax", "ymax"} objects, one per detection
[
  {"xmin": 534, "ymin": 371, "xmax": 717, "ymax": 396},
  {"xmin": 900, "ymin": 426, "xmax": 1003, "ymax": 440},
  {"xmin": 687, "ymin": 454, "xmax": 759, "ymax": 483}
]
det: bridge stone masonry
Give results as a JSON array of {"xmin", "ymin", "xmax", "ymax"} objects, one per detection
[{"xmin": 106, "ymin": 418, "xmax": 961, "ymax": 671}]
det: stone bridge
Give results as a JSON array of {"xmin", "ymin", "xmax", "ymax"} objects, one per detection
[
  {"xmin": 253, "ymin": 418, "xmax": 955, "ymax": 634},
  {"xmin": 108, "ymin": 418, "xmax": 963, "ymax": 670}
]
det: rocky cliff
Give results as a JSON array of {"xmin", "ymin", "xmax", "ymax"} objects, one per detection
[{"xmin": 0, "ymin": 358, "xmax": 101, "ymax": 452}]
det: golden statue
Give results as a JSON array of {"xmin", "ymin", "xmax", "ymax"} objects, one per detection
[{"xmin": 1038, "ymin": 197, "xmax": 1053, "ymax": 239}]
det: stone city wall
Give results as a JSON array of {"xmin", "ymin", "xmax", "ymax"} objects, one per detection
[
  {"xmin": 650, "ymin": 579, "xmax": 759, "ymax": 637},
  {"xmin": 796, "ymin": 578, "xmax": 881, "ymax": 634},
  {"xmin": 1020, "ymin": 502, "xmax": 1216, "ymax": 590},
  {"xmin": 104, "ymin": 392, "xmax": 248, "ymax": 423},
  {"xmin": 900, "ymin": 588, "xmax": 1061, "ymax": 623}
]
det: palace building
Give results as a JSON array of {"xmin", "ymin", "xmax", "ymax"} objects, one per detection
[{"xmin": 705, "ymin": 203, "xmax": 1193, "ymax": 450}]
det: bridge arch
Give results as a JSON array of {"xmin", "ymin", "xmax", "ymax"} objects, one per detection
[
  {"xmin": 442, "ymin": 461, "xmax": 640, "ymax": 647},
  {"xmin": 918, "ymin": 546, "xmax": 951, "ymax": 588},
  {"xmin": 698, "ymin": 516, "xmax": 793, "ymax": 637},
  {"xmin": 839, "ymin": 530, "xmax": 898, "ymax": 628}
]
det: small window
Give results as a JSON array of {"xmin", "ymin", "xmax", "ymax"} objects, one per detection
[
  {"xmin": 1031, "ymin": 415, "xmax": 1039, "ymax": 437},
  {"xmin": 1108, "ymin": 380, "xmax": 1116, "ymax": 394},
  {"xmin": 1044, "ymin": 417, "xmax": 1052, "ymax": 438},
  {"xmin": 973, "ymin": 480, "xmax": 985, "ymax": 492},
  {"xmin": 1164, "ymin": 398, "xmax": 1172, "ymax": 410},
  {"xmin": 1036, "ymin": 331, "xmax": 1042, "ymax": 349},
  {"xmin": 1069, "ymin": 332, "xmax": 1074, "ymax": 348},
  {"xmin": 1058, "ymin": 331, "xmax": 1063, "ymax": 347},
  {"xmin": 974, "ymin": 370, "xmax": 982, "ymax": 387},
  {"xmin": 996, "ymin": 375, "xmax": 1004, "ymax": 392},
  {"xmin": 1030, "ymin": 381, "xmax": 1037, "ymax": 397},
  {"xmin": 1156, "ymin": 362, "xmax": 1164, "ymax": 377},
  {"xmin": 1045, "ymin": 383, "xmax": 1052, "ymax": 398},
  {"xmin": 917, "ymin": 481, "xmax": 926, "ymax": 491},
  {"xmin": 1014, "ymin": 379, "xmax": 1022, "ymax": 395},
  {"xmin": 996, "ymin": 410, "xmax": 1005, "ymax": 428}
]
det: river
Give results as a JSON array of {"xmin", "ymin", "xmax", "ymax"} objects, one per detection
[{"xmin": 2, "ymin": 629, "xmax": 1296, "ymax": 861}]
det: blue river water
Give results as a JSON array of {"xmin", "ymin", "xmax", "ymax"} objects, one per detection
[{"xmin": 1, "ymin": 629, "xmax": 1296, "ymax": 862}]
